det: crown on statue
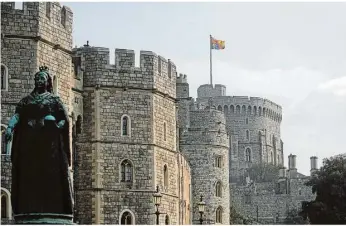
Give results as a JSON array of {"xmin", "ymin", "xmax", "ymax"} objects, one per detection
[{"xmin": 39, "ymin": 66, "xmax": 49, "ymax": 73}]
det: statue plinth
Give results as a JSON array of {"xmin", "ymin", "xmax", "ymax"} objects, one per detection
[{"xmin": 14, "ymin": 213, "xmax": 74, "ymax": 225}]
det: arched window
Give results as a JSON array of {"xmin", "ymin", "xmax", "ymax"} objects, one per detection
[
  {"xmin": 121, "ymin": 115, "xmax": 131, "ymax": 136},
  {"xmin": 216, "ymin": 206, "xmax": 223, "ymax": 223},
  {"xmin": 246, "ymin": 118, "xmax": 249, "ymax": 124},
  {"xmin": 120, "ymin": 211, "xmax": 134, "ymax": 225},
  {"xmin": 258, "ymin": 107, "xmax": 262, "ymax": 116},
  {"xmin": 236, "ymin": 105, "xmax": 240, "ymax": 114},
  {"xmin": 246, "ymin": 130, "xmax": 250, "ymax": 140},
  {"xmin": 253, "ymin": 106, "xmax": 257, "ymax": 115},
  {"xmin": 1, "ymin": 188, "xmax": 11, "ymax": 220},
  {"xmin": 1, "ymin": 64, "xmax": 8, "ymax": 91},
  {"xmin": 230, "ymin": 105, "xmax": 235, "ymax": 114},
  {"xmin": 165, "ymin": 215, "xmax": 170, "ymax": 225},
  {"xmin": 164, "ymin": 164, "xmax": 168, "ymax": 188},
  {"xmin": 217, "ymin": 105, "xmax": 222, "ymax": 111},
  {"xmin": 215, "ymin": 156, "xmax": 222, "ymax": 168},
  {"xmin": 61, "ymin": 7, "xmax": 66, "ymax": 27},
  {"xmin": 241, "ymin": 105, "xmax": 246, "ymax": 115},
  {"xmin": 76, "ymin": 115, "xmax": 82, "ymax": 135},
  {"xmin": 263, "ymin": 107, "xmax": 266, "ymax": 117},
  {"xmin": 163, "ymin": 122, "xmax": 166, "ymax": 141},
  {"xmin": 215, "ymin": 181, "xmax": 222, "ymax": 197},
  {"xmin": 247, "ymin": 106, "xmax": 252, "ymax": 115},
  {"xmin": 120, "ymin": 160, "xmax": 133, "ymax": 182},
  {"xmin": 245, "ymin": 148, "xmax": 251, "ymax": 162},
  {"xmin": 46, "ymin": 2, "xmax": 51, "ymax": 18},
  {"xmin": 1, "ymin": 126, "xmax": 8, "ymax": 155},
  {"xmin": 224, "ymin": 105, "xmax": 228, "ymax": 114},
  {"xmin": 271, "ymin": 152, "xmax": 274, "ymax": 163}
]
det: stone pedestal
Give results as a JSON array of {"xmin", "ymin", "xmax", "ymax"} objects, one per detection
[{"xmin": 14, "ymin": 213, "xmax": 74, "ymax": 225}]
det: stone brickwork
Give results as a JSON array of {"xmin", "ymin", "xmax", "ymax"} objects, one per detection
[
  {"xmin": 72, "ymin": 45, "xmax": 191, "ymax": 224},
  {"xmin": 195, "ymin": 84, "xmax": 283, "ymax": 183},
  {"xmin": 179, "ymin": 109, "xmax": 230, "ymax": 224},
  {"xmin": 231, "ymin": 166, "xmax": 316, "ymax": 224}
]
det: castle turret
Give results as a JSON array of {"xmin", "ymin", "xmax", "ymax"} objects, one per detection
[
  {"xmin": 310, "ymin": 156, "xmax": 318, "ymax": 176},
  {"xmin": 180, "ymin": 109, "xmax": 230, "ymax": 224},
  {"xmin": 288, "ymin": 154, "xmax": 297, "ymax": 178}
]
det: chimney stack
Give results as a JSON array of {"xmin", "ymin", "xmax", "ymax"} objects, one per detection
[
  {"xmin": 288, "ymin": 154, "xmax": 297, "ymax": 178},
  {"xmin": 310, "ymin": 156, "xmax": 318, "ymax": 176}
]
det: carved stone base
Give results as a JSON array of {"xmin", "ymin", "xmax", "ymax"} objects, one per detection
[{"xmin": 14, "ymin": 213, "xmax": 74, "ymax": 225}]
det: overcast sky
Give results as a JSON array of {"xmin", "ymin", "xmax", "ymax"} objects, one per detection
[{"xmin": 64, "ymin": 2, "xmax": 346, "ymax": 175}]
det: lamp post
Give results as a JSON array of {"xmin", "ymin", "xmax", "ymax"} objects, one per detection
[
  {"xmin": 153, "ymin": 185, "xmax": 162, "ymax": 225},
  {"xmin": 198, "ymin": 195, "xmax": 206, "ymax": 225}
]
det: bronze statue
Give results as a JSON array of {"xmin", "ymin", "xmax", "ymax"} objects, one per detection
[{"xmin": 5, "ymin": 66, "xmax": 73, "ymax": 223}]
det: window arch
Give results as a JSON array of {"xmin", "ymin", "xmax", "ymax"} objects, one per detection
[
  {"xmin": 1, "ymin": 64, "xmax": 8, "ymax": 91},
  {"xmin": 230, "ymin": 105, "xmax": 235, "ymax": 114},
  {"xmin": 263, "ymin": 107, "xmax": 266, "ymax": 117},
  {"xmin": 46, "ymin": 2, "xmax": 51, "ymax": 18},
  {"xmin": 1, "ymin": 188, "xmax": 12, "ymax": 220},
  {"xmin": 216, "ymin": 206, "xmax": 223, "ymax": 223},
  {"xmin": 245, "ymin": 148, "xmax": 251, "ymax": 162},
  {"xmin": 76, "ymin": 115, "xmax": 82, "ymax": 135},
  {"xmin": 164, "ymin": 164, "xmax": 168, "ymax": 188},
  {"xmin": 246, "ymin": 130, "xmax": 250, "ymax": 140},
  {"xmin": 271, "ymin": 152, "xmax": 274, "ymax": 163},
  {"xmin": 165, "ymin": 215, "xmax": 170, "ymax": 225},
  {"xmin": 120, "ymin": 159, "xmax": 133, "ymax": 182},
  {"xmin": 258, "ymin": 107, "xmax": 262, "ymax": 116},
  {"xmin": 236, "ymin": 105, "xmax": 240, "ymax": 114},
  {"xmin": 119, "ymin": 210, "xmax": 135, "ymax": 225},
  {"xmin": 224, "ymin": 105, "xmax": 229, "ymax": 114},
  {"xmin": 61, "ymin": 7, "xmax": 67, "ymax": 27},
  {"xmin": 241, "ymin": 105, "xmax": 246, "ymax": 115},
  {"xmin": 215, "ymin": 155, "xmax": 222, "ymax": 168},
  {"xmin": 253, "ymin": 106, "xmax": 257, "ymax": 115},
  {"xmin": 121, "ymin": 115, "xmax": 131, "ymax": 136},
  {"xmin": 217, "ymin": 105, "xmax": 222, "ymax": 111},
  {"xmin": 215, "ymin": 181, "xmax": 222, "ymax": 197},
  {"xmin": 247, "ymin": 106, "xmax": 252, "ymax": 115}
]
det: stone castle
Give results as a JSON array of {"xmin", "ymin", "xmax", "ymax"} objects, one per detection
[{"xmin": 0, "ymin": 2, "xmax": 316, "ymax": 225}]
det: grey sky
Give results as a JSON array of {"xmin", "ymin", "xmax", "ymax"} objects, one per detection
[{"xmin": 64, "ymin": 2, "xmax": 346, "ymax": 175}]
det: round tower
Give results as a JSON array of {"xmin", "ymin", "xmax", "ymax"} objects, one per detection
[
  {"xmin": 180, "ymin": 109, "xmax": 230, "ymax": 224},
  {"xmin": 195, "ymin": 84, "xmax": 283, "ymax": 183}
]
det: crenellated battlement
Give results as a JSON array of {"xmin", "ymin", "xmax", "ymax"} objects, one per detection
[
  {"xmin": 1, "ymin": 2, "xmax": 73, "ymax": 50},
  {"xmin": 177, "ymin": 73, "xmax": 188, "ymax": 83},
  {"xmin": 196, "ymin": 84, "xmax": 283, "ymax": 123},
  {"xmin": 72, "ymin": 46, "xmax": 177, "ymax": 98}
]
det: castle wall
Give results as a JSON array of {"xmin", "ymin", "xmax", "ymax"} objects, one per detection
[
  {"xmin": 180, "ymin": 110, "xmax": 230, "ymax": 224},
  {"xmin": 231, "ymin": 176, "xmax": 315, "ymax": 224}
]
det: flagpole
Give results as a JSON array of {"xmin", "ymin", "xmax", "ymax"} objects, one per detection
[{"xmin": 210, "ymin": 34, "xmax": 213, "ymax": 86}]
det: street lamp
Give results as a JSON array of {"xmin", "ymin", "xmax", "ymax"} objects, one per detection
[
  {"xmin": 198, "ymin": 195, "xmax": 205, "ymax": 225},
  {"xmin": 153, "ymin": 185, "xmax": 162, "ymax": 225}
]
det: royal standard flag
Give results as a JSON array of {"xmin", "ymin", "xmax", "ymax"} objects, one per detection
[{"xmin": 211, "ymin": 36, "xmax": 225, "ymax": 50}]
